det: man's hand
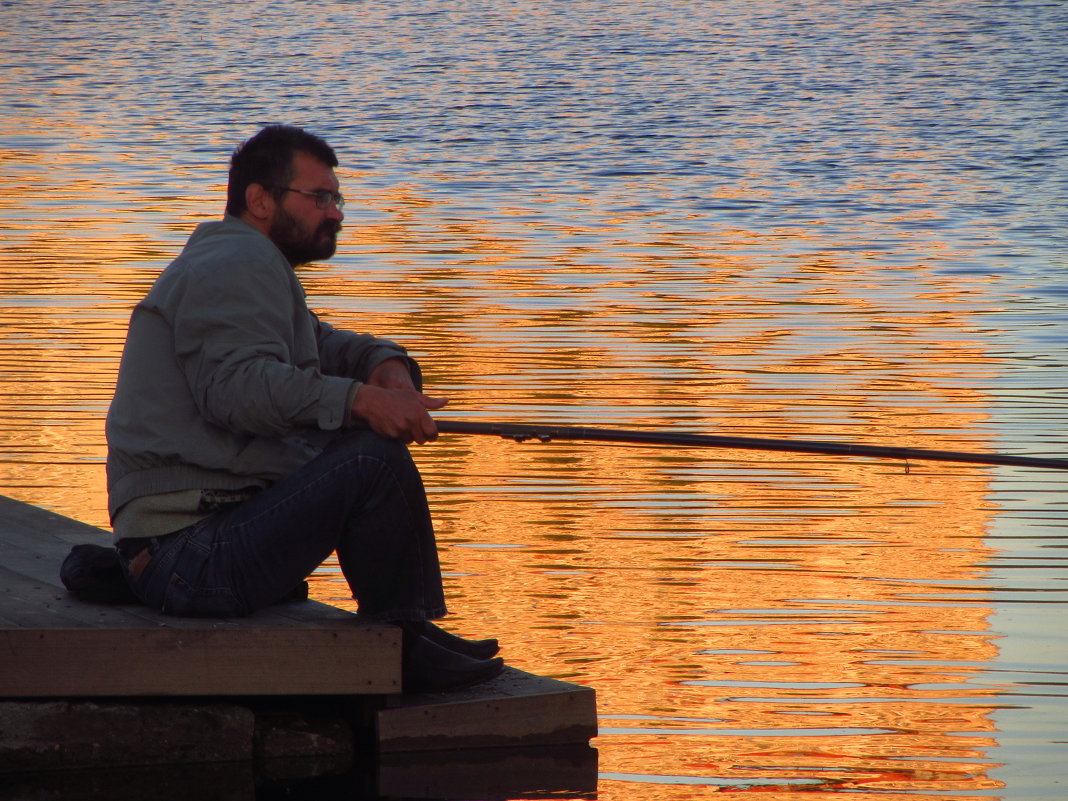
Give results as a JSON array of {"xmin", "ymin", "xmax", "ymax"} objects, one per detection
[
  {"xmin": 352, "ymin": 359, "xmax": 447, "ymax": 444},
  {"xmin": 367, "ymin": 358, "xmax": 419, "ymax": 391}
]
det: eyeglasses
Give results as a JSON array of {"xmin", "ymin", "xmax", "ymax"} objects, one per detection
[{"xmin": 265, "ymin": 185, "xmax": 345, "ymax": 210}]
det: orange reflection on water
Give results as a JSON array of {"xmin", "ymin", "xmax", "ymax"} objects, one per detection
[
  {"xmin": 308, "ymin": 195, "xmax": 1003, "ymax": 797},
  {"xmin": 1, "ymin": 167, "xmax": 1007, "ymax": 797},
  {"xmin": 0, "ymin": 144, "xmax": 225, "ymax": 525}
]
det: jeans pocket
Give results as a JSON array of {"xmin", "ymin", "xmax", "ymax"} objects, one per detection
[{"xmin": 163, "ymin": 571, "xmax": 247, "ymax": 617}]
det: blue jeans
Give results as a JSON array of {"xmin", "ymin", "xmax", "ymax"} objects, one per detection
[{"xmin": 119, "ymin": 429, "xmax": 448, "ymax": 620}]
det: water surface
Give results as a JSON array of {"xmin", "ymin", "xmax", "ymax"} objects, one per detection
[{"xmin": 1, "ymin": 1, "xmax": 1066, "ymax": 798}]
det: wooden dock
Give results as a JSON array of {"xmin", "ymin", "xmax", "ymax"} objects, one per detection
[{"xmin": 0, "ymin": 493, "xmax": 597, "ymax": 784}]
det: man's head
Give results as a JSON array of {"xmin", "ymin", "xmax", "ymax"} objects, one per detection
[{"xmin": 227, "ymin": 125, "xmax": 345, "ymax": 266}]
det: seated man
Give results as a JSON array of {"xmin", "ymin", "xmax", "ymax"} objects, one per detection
[{"xmin": 105, "ymin": 124, "xmax": 502, "ymax": 692}]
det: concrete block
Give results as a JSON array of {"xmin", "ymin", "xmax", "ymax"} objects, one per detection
[
  {"xmin": 0, "ymin": 700, "xmax": 254, "ymax": 773},
  {"xmin": 254, "ymin": 709, "xmax": 354, "ymax": 761}
]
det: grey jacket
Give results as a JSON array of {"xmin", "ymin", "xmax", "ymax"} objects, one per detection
[{"xmin": 105, "ymin": 214, "xmax": 417, "ymax": 521}]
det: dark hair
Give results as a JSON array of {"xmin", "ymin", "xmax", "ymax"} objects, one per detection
[{"xmin": 225, "ymin": 125, "xmax": 338, "ymax": 216}]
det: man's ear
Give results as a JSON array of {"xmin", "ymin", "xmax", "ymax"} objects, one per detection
[{"xmin": 245, "ymin": 183, "xmax": 275, "ymax": 221}]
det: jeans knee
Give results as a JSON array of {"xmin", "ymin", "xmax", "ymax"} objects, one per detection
[{"xmin": 333, "ymin": 429, "xmax": 416, "ymax": 471}]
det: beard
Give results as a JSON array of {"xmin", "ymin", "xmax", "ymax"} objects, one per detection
[{"xmin": 268, "ymin": 207, "xmax": 341, "ymax": 266}]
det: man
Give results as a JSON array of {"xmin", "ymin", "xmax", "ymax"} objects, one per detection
[{"xmin": 105, "ymin": 125, "xmax": 503, "ymax": 692}]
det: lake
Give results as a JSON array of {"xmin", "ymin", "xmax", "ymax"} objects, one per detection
[{"xmin": 1, "ymin": 0, "xmax": 1066, "ymax": 798}]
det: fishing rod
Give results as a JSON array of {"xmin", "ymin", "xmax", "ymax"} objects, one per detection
[{"xmin": 436, "ymin": 419, "xmax": 1068, "ymax": 472}]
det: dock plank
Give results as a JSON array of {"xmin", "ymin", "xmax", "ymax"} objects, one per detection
[
  {"xmin": 0, "ymin": 565, "xmax": 147, "ymax": 629},
  {"xmin": 1, "ymin": 625, "xmax": 398, "ymax": 696},
  {"xmin": 377, "ymin": 667, "xmax": 598, "ymax": 752},
  {"xmin": 0, "ymin": 494, "xmax": 400, "ymax": 697},
  {"xmin": 1, "ymin": 493, "xmax": 598, "ymax": 757},
  {"xmin": 0, "ymin": 494, "xmax": 109, "ymax": 548}
]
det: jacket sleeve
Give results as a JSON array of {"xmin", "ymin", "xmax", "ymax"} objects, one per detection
[
  {"xmin": 167, "ymin": 251, "xmax": 356, "ymax": 438},
  {"xmin": 313, "ymin": 312, "xmax": 424, "ymax": 390}
]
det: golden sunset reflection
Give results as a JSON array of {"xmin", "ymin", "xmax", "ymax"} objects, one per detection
[
  {"xmin": 5, "ymin": 0, "xmax": 1067, "ymax": 792},
  {"xmin": 319, "ymin": 186, "xmax": 1007, "ymax": 795},
  {"xmin": 1, "ymin": 139, "xmax": 1010, "ymax": 798}
]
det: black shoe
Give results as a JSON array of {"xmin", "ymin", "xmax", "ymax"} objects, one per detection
[
  {"xmin": 401, "ymin": 619, "xmax": 501, "ymax": 659},
  {"xmin": 402, "ymin": 634, "xmax": 504, "ymax": 693}
]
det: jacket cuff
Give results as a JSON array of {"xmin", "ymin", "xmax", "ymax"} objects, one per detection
[
  {"xmin": 318, "ymin": 376, "xmax": 360, "ymax": 430},
  {"xmin": 342, "ymin": 381, "xmax": 362, "ymax": 428}
]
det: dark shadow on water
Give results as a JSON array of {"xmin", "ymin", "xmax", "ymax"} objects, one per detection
[
  {"xmin": 377, "ymin": 744, "xmax": 597, "ymax": 799},
  {"xmin": 1, "ymin": 744, "xmax": 598, "ymax": 800}
]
